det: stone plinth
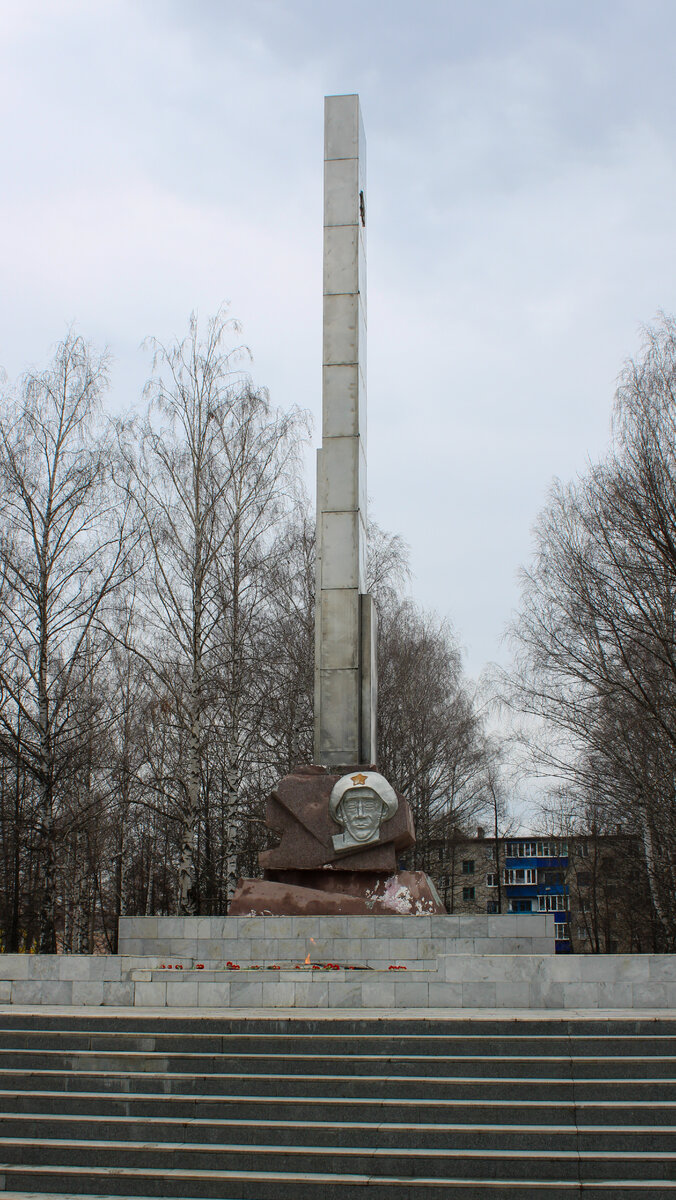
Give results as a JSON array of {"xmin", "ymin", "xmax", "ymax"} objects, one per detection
[
  {"xmin": 5, "ymin": 920, "xmax": 676, "ymax": 1009},
  {"xmin": 227, "ymin": 764, "xmax": 441, "ymax": 916},
  {"xmin": 258, "ymin": 765, "xmax": 414, "ymax": 873},
  {"xmin": 228, "ymin": 871, "xmax": 443, "ymax": 917},
  {"xmin": 118, "ymin": 913, "xmax": 557, "ymax": 963}
]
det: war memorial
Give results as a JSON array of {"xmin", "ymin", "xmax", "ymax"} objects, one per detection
[
  {"xmin": 0, "ymin": 96, "xmax": 673, "ymax": 1199},
  {"xmin": 0, "ymin": 95, "xmax": 673, "ymax": 1007}
]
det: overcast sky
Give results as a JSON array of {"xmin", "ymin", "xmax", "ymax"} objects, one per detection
[{"xmin": 3, "ymin": 0, "xmax": 676, "ymax": 682}]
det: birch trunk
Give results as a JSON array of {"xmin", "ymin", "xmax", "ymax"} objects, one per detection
[
  {"xmin": 223, "ymin": 514, "xmax": 241, "ymax": 910},
  {"xmin": 178, "ymin": 590, "xmax": 202, "ymax": 914},
  {"xmin": 178, "ymin": 681, "xmax": 200, "ymax": 913},
  {"xmin": 37, "ymin": 581, "xmax": 57, "ymax": 953},
  {"xmin": 9, "ymin": 725, "xmax": 21, "ymax": 953},
  {"xmin": 223, "ymin": 746, "xmax": 240, "ymax": 909},
  {"xmin": 639, "ymin": 804, "xmax": 672, "ymax": 940}
]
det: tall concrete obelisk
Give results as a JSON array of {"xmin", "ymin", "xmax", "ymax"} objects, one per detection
[
  {"xmin": 314, "ymin": 94, "xmax": 377, "ymax": 768},
  {"xmin": 217, "ymin": 94, "xmax": 440, "ymax": 918}
]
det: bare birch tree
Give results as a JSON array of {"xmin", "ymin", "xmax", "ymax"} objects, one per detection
[
  {"xmin": 124, "ymin": 310, "xmax": 307, "ymax": 913},
  {"xmin": 0, "ymin": 332, "xmax": 131, "ymax": 950},
  {"xmin": 507, "ymin": 314, "xmax": 676, "ymax": 946}
]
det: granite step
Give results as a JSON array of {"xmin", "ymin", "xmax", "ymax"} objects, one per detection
[
  {"xmin": 2, "ymin": 1155, "xmax": 676, "ymax": 1194},
  {"xmin": 0, "ymin": 1067, "xmax": 673, "ymax": 1102},
  {"xmin": 1, "ymin": 1167, "xmax": 675, "ymax": 1199},
  {"xmin": 0, "ymin": 1087, "xmax": 675, "ymax": 1126},
  {"xmin": 0, "ymin": 1113, "xmax": 674, "ymax": 1152},
  {"xmin": 0, "ymin": 1186, "xmax": 675, "ymax": 1200},
  {"xmin": 0, "ymin": 1028, "xmax": 673, "ymax": 1055},
  {"xmin": 2, "ymin": 1014, "xmax": 676, "ymax": 1035},
  {"xmin": 1, "ymin": 1013, "xmax": 674, "ymax": 1197},
  {"xmin": 0, "ymin": 1190, "xmax": 675, "ymax": 1200},
  {"xmin": 2, "ymin": 1137, "xmax": 676, "ymax": 1181},
  {"xmin": 1, "ymin": 1048, "xmax": 674, "ymax": 1079}
]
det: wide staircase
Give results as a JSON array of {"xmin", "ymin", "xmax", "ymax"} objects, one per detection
[{"xmin": 0, "ymin": 1012, "xmax": 673, "ymax": 1197}]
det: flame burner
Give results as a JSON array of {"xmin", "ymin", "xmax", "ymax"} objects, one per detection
[{"xmin": 304, "ymin": 936, "xmax": 317, "ymax": 965}]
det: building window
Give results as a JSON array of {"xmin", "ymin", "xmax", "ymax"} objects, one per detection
[
  {"xmin": 505, "ymin": 839, "xmax": 570, "ymax": 859},
  {"xmin": 486, "ymin": 900, "xmax": 499, "ymax": 913},
  {"xmin": 542, "ymin": 869, "xmax": 565, "ymax": 886},
  {"xmin": 506, "ymin": 841, "xmax": 550, "ymax": 858},
  {"xmin": 576, "ymin": 842, "xmax": 589, "ymax": 857},
  {"xmin": 504, "ymin": 868, "xmax": 537, "ymax": 885},
  {"xmin": 462, "ymin": 860, "xmax": 475, "ymax": 875},
  {"xmin": 462, "ymin": 886, "xmax": 475, "ymax": 901},
  {"xmin": 576, "ymin": 871, "xmax": 591, "ymax": 888},
  {"xmin": 538, "ymin": 894, "xmax": 569, "ymax": 912},
  {"xmin": 508, "ymin": 899, "xmax": 532, "ymax": 913},
  {"xmin": 486, "ymin": 873, "xmax": 498, "ymax": 888}
]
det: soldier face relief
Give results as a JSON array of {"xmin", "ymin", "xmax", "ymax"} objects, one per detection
[
  {"xmin": 338, "ymin": 788, "xmax": 386, "ymax": 844},
  {"xmin": 328, "ymin": 770, "xmax": 400, "ymax": 856}
]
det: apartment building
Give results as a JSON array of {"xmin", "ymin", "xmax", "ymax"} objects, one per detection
[{"xmin": 433, "ymin": 830, "xmax": 655, "ymax": 954}]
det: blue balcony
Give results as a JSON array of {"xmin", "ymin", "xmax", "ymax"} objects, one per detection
[{"xmin": 505, "ymin": 857, "xmax": 568, "ymax": 870}]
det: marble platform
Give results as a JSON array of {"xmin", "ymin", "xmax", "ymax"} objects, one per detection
[
  {"xmin": 117, "ymin": 912, "xmax": 557, "ymax": 963},
  {"xmin": 0, "ymin": 912, "xmax": 670, "ymax": 1009},
  {"xmin": 0, "ymin": 913, "xmax": 666, "ymax": 1010},
  {"xmin": 0, "ymin": 950, "xmax": 674, "ymax": 1009}
]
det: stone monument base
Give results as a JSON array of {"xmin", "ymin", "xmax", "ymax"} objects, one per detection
[
  {"xmin": 228, "ymin": 870, "xmax": 444, "ymax": 916},
  {"xmin": 117, "ymin": 912, "xmax": 557, "ymax": 965},
  {"xmin": 1, "ymin": 913, "xmax": 668, "ymax": 1010},
  {"xmin": 4, "ymin": 926, "xmax": 676, "ymax": 1009},
  {"xmin": 243, "ymin": 764, "xmax": 426, "ymax": 915}
]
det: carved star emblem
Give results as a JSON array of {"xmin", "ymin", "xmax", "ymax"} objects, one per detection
[{"xmin": 351, "ymin": 773, "xmax": 368, "ymax": 786}]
